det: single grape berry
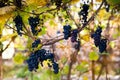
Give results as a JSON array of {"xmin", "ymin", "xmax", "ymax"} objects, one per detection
[{"xmin": 14, "ymin": 15, "xmax": 23, "ymax": 36}]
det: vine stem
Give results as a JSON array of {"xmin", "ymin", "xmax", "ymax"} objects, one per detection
[
  {"xmin": 96, "ymin": 64, "xmax": 104, "ymax": 80},
  {"xmin": 0, "ymin": 54, "xmax": 2, "ymax": 80},
  {"xmin": 92, "ymin": 60, "xmax": 95, "ymax": 80},
  {"xmin": 67, "ymin": 61, "xmax": 73, "ymax": 80}
]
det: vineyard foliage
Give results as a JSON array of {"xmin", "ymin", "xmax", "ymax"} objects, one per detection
[{"xmin": 0, "ymin": 0, "xmax": 120, "ymax": 79}]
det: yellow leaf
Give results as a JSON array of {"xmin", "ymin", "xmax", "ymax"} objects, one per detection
[
  {"xmin": 13, "ymin": 53, "xmax": 25, "ymax": 64},
  {"xmin": 26, "ymin": 0, "xmax": 48, "ymax": 6},
  {"xmin": 81, "ymin": 34, "xmax": 90, "ymax": 42},
  {"xmin": 43, "ymin": 60, "xmax": 52, "ymax": 67},
  {"xmin": 96, "ymin": 0, "xmax": 102, "ymax": 2},
  {"xmin": 71, "ymin": 0, "xmax": 80, "ymax": 4},
  {"xmin": 83, "ymin": 76, "xmax": 88, "ymax": 80},
  {"xmin": 98, "ymin": 9, "xmax": 110, "ymax": 20},
  {"xmin": 0, "ymin": 33, "xmax": 17, "ymax": 42}
]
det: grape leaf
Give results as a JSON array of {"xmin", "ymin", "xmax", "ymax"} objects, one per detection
[{"xmin": 89, "ymin": 52, "xmax": 99, "ymax": 61}]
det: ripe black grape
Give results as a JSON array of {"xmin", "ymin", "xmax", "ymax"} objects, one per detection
[
  {"xmin": 91, "ymin": 26, "xmax": 102, "ymax": 47},
  {"xmin": 32, "ymin": 39, "xmax": 41, "ymax": 48},
  {"xmin": 26, "ymin": 52, "xmax": 39, "ymax": 71},
  {"xmin": 71, "ymin": 29, "xmax": 78, "ymax": 42},
  {"xmin": 52, "ymin": 62, "xmax": 59, "ymax": 74},
  {"xmin": 14, "ymin": 15, "xmax": 23, "ymax": 36},
  {"xmin": 91, "ymin": 26, "xmax": 108, "ymax": 53},
  {"xmin": 98, "ymin": 39, "xmax": 107, "ymax": 53},
  {"xmin": 28, "ymin": 16, "xmax": 40, "ymax": 35},
  {"xmin": 63, "ymin": 25, "xmax": 71, "ymax": 40},
  {"xmin": 26, "ymin": 49, "xmax": 59, "ymax": 73}
]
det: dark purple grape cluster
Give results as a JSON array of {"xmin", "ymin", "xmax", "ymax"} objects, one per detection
[
  {"xmin": 32, "ymin": 39, "xmax": 41, "ymax": 48},
  {"xmin": 91, "ymin": 26, "xmax": 107, "ymax": 53},
  {"xmin": 14, "ymin": 0, "xmax": 22, "ymax": 8},
  {"xmin": 104, "ymin": 1, "xmax": 110, "ymax": 12},
  {"xmin": 91, "ymin": 26, "xmax": 102, "ymax": 47},
  {"xmin": 99, "ymin": 39, "xmax": 107, "ymax": 53},
  {"xmin": 63, "ymin": 25, "xmax": 71, "ymax": 40},
  {"xmin": 52, "ymin": 62, "xmax": 59, "ymax": 74},
  {"xmin": 14, "ymin": 15, "xmax": 23, "ymax": 36},
  {"xmin": 71, "ymin": 29, "xmax": 78, "ymax": 42},
  {"xmin": 74, "ymin": 40, "xmax": 80, "ymax": 50},
  {"xmin": 28, "ymin": 16, "xmax": 40, "ymax": 35},
  {"xmin": 26, "ymin": 49, "xmax": 59, "ymax": 74},
  {"xmin": 78, "ymin": 3, "xmax": 89, "ymax": 25}
]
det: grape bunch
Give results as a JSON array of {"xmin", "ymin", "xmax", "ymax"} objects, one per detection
[
  {"xmin": 26, "ymin": 49, "xmax": 59, "ymax": 74},
  {"xmin": 28, "ymin": 16, "xmax": 40, "ymax": 35},
  {"xmin": 78, "ymin": 3, "xmax": 89, "ymax": 25},
  {"xmin": 26, "ymin": 51, "xmax": 39, "ymax": 71},
  {"xmin": 91, "ymin": 26, "xmax": 102, "ymax": 47},
  {"xmin": 14, "ymin": 15, "xmax": 23, "ymax": 36},
  {"xmin": 13, "ymin": 0, "xmax": 22, "ymax": 8},
  {"xmin": 32, "ymin": 39, "xmax": 41, "ymax": 48},
  {"xmin": 104, "ymin": 1, "xmax": 110, "ymax": 12},
  {"xmin": 91, "ymin": 26, "xmax": 107, "ymax": 53},
  {"xmin": 63, "ymin": 25, "xmax": 71, "ymax": 40},
  {"xmin": 99, "ymin": 39, "xmax": 107, "ymax": 53},
  {"xmin": 52, "ymin": 62, "xmax": 59, "ymax": 74},
  {"xmin": 71, "ymin": 29, "xmax": 78, "ymax": 42}
]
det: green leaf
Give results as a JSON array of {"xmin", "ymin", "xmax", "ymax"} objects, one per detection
[
  {"xmin": 13, "ymin": 53, "xmax": 26, "ymax": 64},
  {"xmin": 107, "ymin": 0, "xmax": 120, "ymax": 6},
  {"xmin": 0, "ymin": 33, "xmax": 17, "ymax": 42},
  {"xmin": 17, "ymin": 66, "xmax": 30, "ymax": 78},
  {"xmin": 38, "ymin": 27, "xmax": 46, "ymax": 35},
  {"xmin": 62, "ymin": 0, "xmax": 70, "ymax": 3},
  {"xmin": 62, "ymin": 65, "xmax": 69, "ymax": 74},
  {"xmin": 89, "ymin": 52, "xmax": 99, "ymax": 61},
  {"xmin": 109, "ymin": 41, "xmax": 115, "ymax": 48},
  {"xmin": 76, "ymin": 61, "xmax": 88, "ymax": 73}
]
